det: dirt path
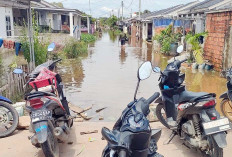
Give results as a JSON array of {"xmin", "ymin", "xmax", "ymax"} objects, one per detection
[{"xmin": 0, "ymin": 122, "xmax": 231, "ymax": 157}]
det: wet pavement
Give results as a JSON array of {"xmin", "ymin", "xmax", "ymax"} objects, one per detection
[{"xmin": 58, "ymin": 32, "xmax": 227, "ymax": 121}]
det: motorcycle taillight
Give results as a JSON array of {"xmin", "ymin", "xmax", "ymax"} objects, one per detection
[
  {"xmin": 203, "ymin": 100, "xmax": 216, "ymax": 108},
  {"xmin": 29, "ymin": 98, "xmax": 44, "ymax": 109}
]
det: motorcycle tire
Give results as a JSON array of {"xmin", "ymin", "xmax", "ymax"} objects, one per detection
[
  {"xmin": 220, "ymin": 99, "xmax": 232, "ymax": 122},
  {"xmin": 0, "ymin": 101, "xmax": 19, "ymax": 138},
  {"xmin": 203, "ymin": 135, "xmax": 223, "ymax": 157},
  {"xmin": 41, "ymin": 122, "xmax": 59, "ymax": 157},
  {"xmin": 156, "ymin": 104, "xmax": 170, "ymax": 129}
]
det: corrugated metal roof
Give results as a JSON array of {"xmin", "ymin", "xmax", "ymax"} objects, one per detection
[{"xmin": 193, "ymin": 0, "xmax": 224, "ymax": 10}]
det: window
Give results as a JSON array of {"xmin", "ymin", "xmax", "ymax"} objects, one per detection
[{"xmin": 6, "ymin": 16, "xmax": 11, "ymax": 36}]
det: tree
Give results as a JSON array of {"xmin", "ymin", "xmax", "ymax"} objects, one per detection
[
  {"xmin": 51, "ymin": 2, "xmax": 64, "ymax": 8},
  {"xmin": 143, "ymin": 10, "xmax": 151, "ymax": 14},
  {"xmin": 106, "ymin": 15, "xmax": 118, "ymax": 29}
]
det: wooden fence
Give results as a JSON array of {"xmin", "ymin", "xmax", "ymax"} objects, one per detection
[{"xmin": 0, "ymin": 64, "xmax": 33, "ymax": 100}]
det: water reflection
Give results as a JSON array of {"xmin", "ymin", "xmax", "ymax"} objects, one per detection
[
  {"xmin": 59, "ymin": 32, "xmax": 227, "ymax": 121},
  {"xmin": 108, "ymin": 30, "xmax": 118, "ymax": 42}
]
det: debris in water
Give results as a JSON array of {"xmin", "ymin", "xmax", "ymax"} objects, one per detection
[
  {"xmin": 96, "ymin": 107, "xmax": 107, "ymax": 113},
  {"xmin": 80, "ymin": 130, "xmax": 98, "ymax": 135},
  {"xmin": 67, "ymin": 141, "xmax": 73, "ymax": 145},
  {"xmin": 76, "ymin": 145, "xmax": 85, "ymax": 156},
  {"xmin": 88, "ymin": 137, "xmax": 96, "ymax": 142},
  {"xmin": 99, "ymin": 116, "xmax": 104, "ymax": 120}
]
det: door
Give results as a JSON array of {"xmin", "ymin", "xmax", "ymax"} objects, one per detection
[
  {"xmin": 52, "ymin": 14, "xmax": 60, "ymax": 30},
  {"xmin": 6, "ymin": 16, "xmax": 11, "ymax": 36}
]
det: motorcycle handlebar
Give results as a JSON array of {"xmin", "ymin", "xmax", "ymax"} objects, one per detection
[
  {"xmin": 145, "ymin": 92, "xmax": 160, "ymax": 105},
  {"xmin": 180, "ymin": 59, "xmax": 187, "ymax": 64}
]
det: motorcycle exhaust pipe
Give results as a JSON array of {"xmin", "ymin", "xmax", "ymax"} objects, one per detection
[{"xmin": 54, "ymin": 127, "xmax": 69, "ymax": 141}]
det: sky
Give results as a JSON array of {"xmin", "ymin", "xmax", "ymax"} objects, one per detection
[{"xmin": 46, "ymin": 0, "xmax": 197, "ymax": 17}]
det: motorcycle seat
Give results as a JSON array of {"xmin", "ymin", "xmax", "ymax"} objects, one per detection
[
  {"xmin": 179, "ymin": 91, "xmax": 210, "ymax": 103},
  {"xmin": 29, "ymin": 61, "xmax": 54, "ymax": 78},
  {"xmin": 25, "ymin": 91, "xmax": 56, "ymax": 100}
]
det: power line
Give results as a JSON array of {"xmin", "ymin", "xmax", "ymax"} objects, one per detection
[{"xmin": 125, "ymin": 0, "xmax": 134, "ymax": 9}]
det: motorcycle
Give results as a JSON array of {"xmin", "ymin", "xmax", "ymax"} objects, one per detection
[
  {"xmin": 220, "ymin": 68, "xmax": 232, "ymax": 122},
  {"xmin": 13, "ymin": 43, "xmax": 72, "ymax": 157},
  {"xmin": 154, "ymin": 45, "xmax": 231, "ymax": 157},
  {"xmin": 0, "ymin": 96, "xmax": 19, "ymax": 138},
  {"xmin": 101, "ymin": 61, "xmax": 163, "ymax": 157}
]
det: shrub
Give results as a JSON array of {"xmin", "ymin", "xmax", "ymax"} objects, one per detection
[
  {"xmin": 154, "ymin": 25, "xmax": 181, "ymax": 54},
  {"xmin": 20, "ymin": 14, "xmax": 48, "ymax": 66},
  {"xmin": 81, "ymin": 33, "xmax": 96, "ymax": 43},
  {"xmin": 63, "ymin": 39, "xmax": 88, "ymax": 58}
]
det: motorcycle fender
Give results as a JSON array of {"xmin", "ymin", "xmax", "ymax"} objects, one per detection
[
  {"xmin": 154, "ymin": 97, "xmax": 163, "ymax": 104},
  {"xmin": 0, "ymin": 96, "xmax": 12, "ymax": 104},
  {"xmin": 34, "ymin": 121, "xmax": 49, "ymax": 143},
  {"xmin": 151, "ymin": 129, "xmax": 162, "ymax": 142},
  {"xmin": 212, "ymin": 132, "xmax": 227, "ymax": 148},
  {"xmin": 219, "ymin": 92, "xmax": 228, "ymax": 99}
]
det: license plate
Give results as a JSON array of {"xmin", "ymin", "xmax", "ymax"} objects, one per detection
[
  {"xmin": 31, "ymin": 110, "xmax": 52, "ymax": 123},
  {"xmin": 202, "ymin": 118, "xmax": 232, "ymax": 135}
]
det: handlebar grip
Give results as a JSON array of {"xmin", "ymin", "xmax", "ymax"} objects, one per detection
[{"xmin": 145, "ymin": 92, "xmax": 160, "ymax": 104}]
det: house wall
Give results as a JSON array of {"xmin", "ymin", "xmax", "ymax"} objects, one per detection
[
  {"xmin": 142, "ymin": 23, "xmax": 147, "ymax": 40},
  {"xmin": 204, "ymin": 11, "xmax": 232, "ymax": 71},
  {"xmin": 0, "ymin": 7, "xmax": 14, "ymax": 38}
]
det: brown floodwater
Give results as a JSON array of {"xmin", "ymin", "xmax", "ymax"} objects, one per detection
[{"xmin": 58, "ymin": 32, "xmax": 227, "ymax": 121}]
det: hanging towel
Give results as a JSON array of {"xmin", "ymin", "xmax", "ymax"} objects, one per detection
[
  {"xmin": 15, "ymin": 42, "xmax": 21, "ymax": 56},
  {"xmin": 3, "ymin": 40, "xmax": 8, "ymax": 48},
  {"xmin": 0, "ymin": 38, "xmax": 3, "ymax": 47},
  {"xmin": 9, "ymin": 40, "xmax": 15, "ymax": 49}
]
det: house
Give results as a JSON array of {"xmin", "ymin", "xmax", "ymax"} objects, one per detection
[
  {"xmin": 140, "ymin": 1, "xmax": 199, "ymax": 41},
  {"xmin": 0, "ymin": 0, "xmax": 40, "ymax": 38},
  {"xmin": 13, "ymin": 0, "xmax": 83, "ymax": 39},
  {"xmin": 203, "ymin": 0, "xmax": 232, "ymax": 71}
]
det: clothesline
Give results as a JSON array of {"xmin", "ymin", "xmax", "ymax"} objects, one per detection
[{"xmin": 0, "ymin": 38, "xmax": 22, "ymax": 56}]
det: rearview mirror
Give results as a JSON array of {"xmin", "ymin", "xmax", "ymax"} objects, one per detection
[
  {"xmin": 177, "ymin": 45, "xmax": 183, "ymax": 54},
  {"xmin": 153, "ymin": 67, "xmax": 161, "ymax": 73},
  {"xmin": 47, "ymin": 42, "xmax": 56, "ymax": 52},
  {"xmin": 13, "ymin": 68, "xmax": 23, "ymax": 74},
  {"xmin": 138, "ymin": 61, "xmax": 152, "ymax": 80},
  {"xmin": 101, "ymin": 127, "xmax": 118, "ymax": 145}
]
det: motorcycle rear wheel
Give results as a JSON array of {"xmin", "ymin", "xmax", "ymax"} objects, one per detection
[
  {"xmin": 220, "ymin": 99, "xmax": 232, "ymax": 122},
  {"xmin": 156, "ymin": 104, "xmax": 170, "ymax": 129},
  {"xmin": 41, "ymin": 122, "xmax": 59, "ymax": 157},
  {"xmin": 0, "ymin": 101, "xmax": 19, "ymax": 138},
  {"xmin": 202, "ymin": 136, "xmax": 223, "ymax": 157}
]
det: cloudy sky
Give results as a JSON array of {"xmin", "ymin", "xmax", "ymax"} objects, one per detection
[{"xmin": 46, "ymin": 0, "xmax": 196, "ymax": 17}]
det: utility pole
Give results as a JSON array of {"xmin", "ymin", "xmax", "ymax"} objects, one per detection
[
  {"xmin": 121, "ymin": 1, "xmax": 124, "ymax": 20},
  {"xmin": 118, "ymin": 9, "xmax": 120, "ymax": 19},
  {"xmin": 139, "ymin": 0, "xmax": 141, "ymax": 19}
]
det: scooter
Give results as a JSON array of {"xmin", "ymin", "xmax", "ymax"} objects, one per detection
[
  {"xmin": 13, "ymin": 43, "xmax": 72, "ymax": 157},
  {"xmin": 154, "ymin": 45, "xmax": 231, "ymax": 157},
  {"xmin": 101, "ymin": 61, "xmax": 163, "ymax": 157},
  {"xmin": 0, "ymin": 96, "xmax": 19, "ymax": 138},
  {"xmin": 220, "ymin": 68, "xmax": 232, "ymax": 122}
]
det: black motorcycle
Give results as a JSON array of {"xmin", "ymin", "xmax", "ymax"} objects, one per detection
[
  {"xmin": 220, "ymin": 68, "xmax": 232, "ymax": 122},
  {"xmin": 102, "ymin": 61, "xmax": 163, "ymax": 157},
  {"xmin": 14, "ymin": 43, "xmax": 72, "ymax": 157},
  {"xmin": 154, "ymin": 46, "xmax": 231, "ymax": 157}
]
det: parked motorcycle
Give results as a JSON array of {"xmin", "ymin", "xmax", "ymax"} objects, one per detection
[
  {"xmin": 220, "ymin": 68, "xmax": 232, "ymax": 122},
  {"xmin": 0, "ymin": 96, "xmax": 19, "ymax": 138},
  {"xmin": 154, "ymin": 45, "xmax": 231, "ymax": 157},
  {"xmin": 13, "ymin": 43, "xmax": 72, "ymax": 157},
  {"xmin": 102, "ymin": 61, "xmax": 163, "ymax": 157}
]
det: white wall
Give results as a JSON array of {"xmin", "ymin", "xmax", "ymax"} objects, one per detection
[{"xmin": 0, "ymin": 7, "xmax": 14, "ymax": 38}]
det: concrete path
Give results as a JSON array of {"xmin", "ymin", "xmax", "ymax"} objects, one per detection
[{"xmin": 0, "ymin": 122, "xmax": 231, "ymax": 157}]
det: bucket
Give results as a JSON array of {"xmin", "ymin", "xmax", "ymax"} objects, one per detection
[{"xmin": 12, "ymin": 102, "xmax": 25, "ymax": 117}]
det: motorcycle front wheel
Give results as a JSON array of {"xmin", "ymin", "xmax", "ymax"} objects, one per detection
[
  {"xmin": 41, "ymin": 122, "xmax": 59, "ymax": 157},
  {"xmin": 202, "ymin": 136, "xmax": 223, "ymax": 157},
  {"xmin": 220, "ymin": 99, "xmax": 232, "ymax": 121},
  {"xmin": 0, "ymin": 101, "xmax": 19, "ymax": 138},
  {"xmin": 156, "ymin": 104, "xmax": 170, "ymax": 129}
]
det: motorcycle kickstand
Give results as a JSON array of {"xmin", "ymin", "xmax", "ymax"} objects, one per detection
[{"xmin": 164, "ymin": 131, "xmax": 177, "ymax": 145}]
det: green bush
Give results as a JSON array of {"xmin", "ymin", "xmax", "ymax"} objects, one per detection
[
  {"xmin": 81, "ymin": 33, "xmax": 96, "ymax": 43},
  {"xmin": 154, "ymin": 25, "xmax": 181, "ymax": 54},
  {"xmin": 20, "ymin": 14, "xmax": 48, "ymax": 66},
  {"xmin": 63, "ymin": 39, "xmax": 88, "ymax": 58}
]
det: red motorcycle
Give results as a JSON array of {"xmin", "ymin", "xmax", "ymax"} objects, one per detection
[{"xmin": 14, "ymin": 44, "xmax": 72, "ymax": 157}]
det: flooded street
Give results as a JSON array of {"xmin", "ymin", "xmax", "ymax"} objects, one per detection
[{"xmin": 59, "ymin": 32, "xmax": 227, "ymax": 121}]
